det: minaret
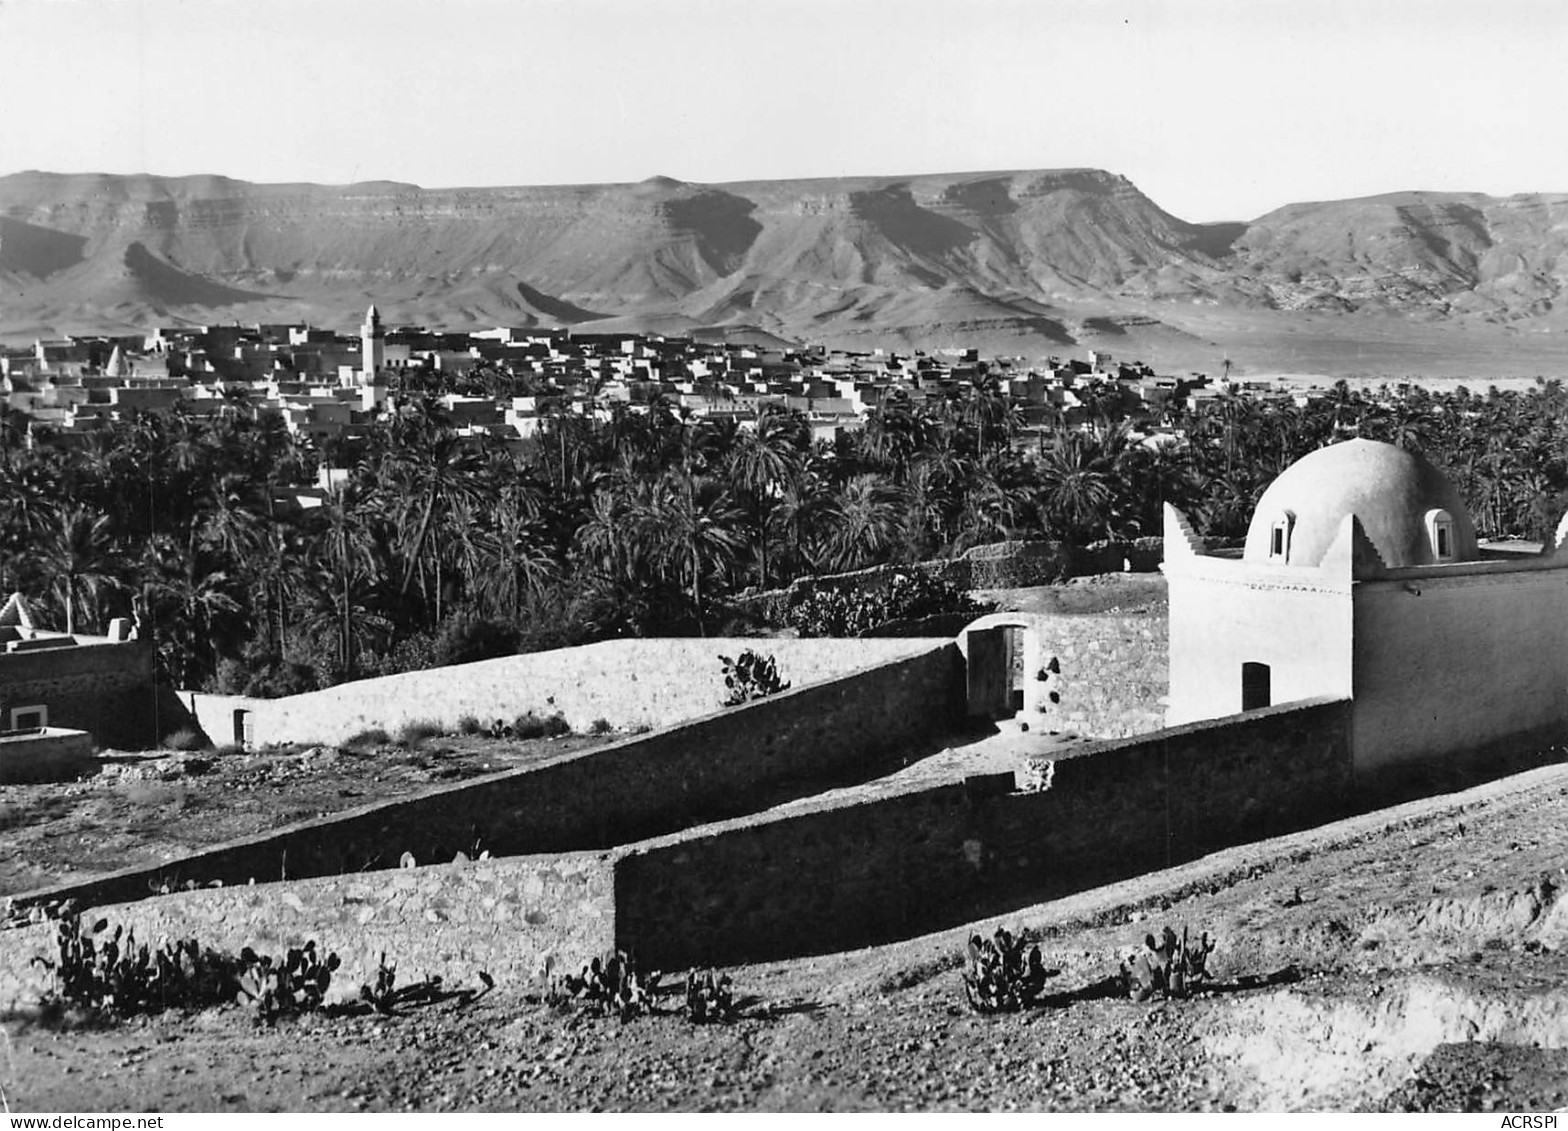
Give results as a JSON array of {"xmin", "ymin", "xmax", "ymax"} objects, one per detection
[
  {"xmin": 360, "ymin": 303, "xmax": 385, "ymax": 385},
  {"xmin": 103, "ymin": 345, "xmax": 130, "ymax": 379}
]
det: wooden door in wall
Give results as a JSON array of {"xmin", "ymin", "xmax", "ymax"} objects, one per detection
[{"xmin": 967, "ymin": 627, "xmax": 1010, "ymax": 719}]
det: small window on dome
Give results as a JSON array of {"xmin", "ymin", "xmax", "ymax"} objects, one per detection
[
  {"xmin": 1268, "ymin": 512, "xmax": 1295, "ymax": 561},
  {"xmin": 1426, "ymin": 509, "xmax": 1455, "ymax": 562}
]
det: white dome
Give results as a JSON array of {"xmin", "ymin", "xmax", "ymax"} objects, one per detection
[{"xmin": 1244, "ymin": 439, "xmax": 1477, "ymax": 568}]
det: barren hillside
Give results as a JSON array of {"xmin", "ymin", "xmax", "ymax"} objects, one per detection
[{"xmin": 6, "ymin": 169, "xmax": 1568, "ymax": 374}]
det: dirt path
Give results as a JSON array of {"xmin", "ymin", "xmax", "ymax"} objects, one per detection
[{"xmin": 5, "ymin": 763, "xmax": 1566, "ymax": 1113}]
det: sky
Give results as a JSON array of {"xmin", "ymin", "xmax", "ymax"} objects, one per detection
[{"xmin": 2, "ymin": 0, "xmax": 1566, "ymax": 221}]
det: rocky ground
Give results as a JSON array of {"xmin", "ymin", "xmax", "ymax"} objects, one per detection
[{"xmin": 4, "ymin": 760, "xmax": 1566, "ymax": 1113}]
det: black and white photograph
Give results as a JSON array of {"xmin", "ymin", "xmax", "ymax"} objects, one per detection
[{"xmin": 1, "ymin": 0, "xmax": 1567, "ymax": 1116}]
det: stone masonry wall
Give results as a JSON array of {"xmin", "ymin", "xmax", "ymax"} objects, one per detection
[
  {"xmin": 184, "ymin": 636, "xmax": 942, "ymax": 748},
  {"xmin": 1032, "ymin": 612, "xmax": 1168, "ymax": 739},
  {"xmin": 13, "ymin": 643, "xmax": 965, "ymax": 913},
  {"xmin": 732, "ymin": 536, "xmax": 1190, "ymax": 625},
  {"xmin": 0, "ymin": 641, "xmax": 157, "ymax": 750},
  {"xmin": 0, "ymin": 852, "xmax": 614, "ymax": 1008},
  {"xmin": 613, "ymin": 698, "xmax": 1354, "ymax": 967}
]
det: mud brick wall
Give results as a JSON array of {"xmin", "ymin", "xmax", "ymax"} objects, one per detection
[
  {"xmin": 1033, "ymin": 613, "xmax": 1168, "ymax": 738},
  {"xmin": 613, "ymin": 699, "xmax": 1353, "ymax": 967},
  {"xmin": 0, "ymin": 852, "xmax": 613, "ymax": 1007},
  {"xmin": 13, "ymin": 644, "xmax": 965, "ymax": 912},
  {"xmin": 0, "ymin": 641, "xmax": 157, "ymax": 749},
  {"xmin": 0, "ymin": 727, "xmax": 96, "ymax": 784},
  {"xmin": 184, "ymin": 636, "xmax": 946, "ymax": 748}
]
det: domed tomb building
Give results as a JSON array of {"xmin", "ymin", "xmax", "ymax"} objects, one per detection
[{"xmin": 1163, "ymin": 438, "xmax": 1568, "ymax": 771}]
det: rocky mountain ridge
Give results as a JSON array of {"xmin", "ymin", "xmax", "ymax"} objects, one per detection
[{"xmin": 4, "ymin": 168, "xmax": 1568, "ymax": 371}]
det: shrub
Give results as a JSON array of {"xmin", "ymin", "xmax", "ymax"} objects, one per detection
[
  {"xmin": 785, "ymin": 569, "xmax": 986, "ymax": 637},
  {"xmin": 162, "ymin": 727, "xmax": 208, "ymax": 752},
  {"xmin": 456, "ymin": 714, "xmax": 483, "ymax": 736},
  {"xmin": 432, "ymin": 613, "xmax": 520, "ymax": 667},
  {"xmin": 962, "ymin": 926, "xmax": 1050, "ymax": 1013},
  {"xmin": 343, "ymin": 727, "xmax": 391, "ymax": 751},
  {"xmin": 243, "ymin": 660, "xmax": 320, "ymax": 698},
  {"xmin": 362, "ymin": 634, "xmax": 437, "ymax": 678},
  {"xmin": 548, "ymin": 950, "xmax": 658, "ymax": 1020},
  {"xmin": 720, "ymin": 650, "xmax": 791, "ymax": 706},
  {"xmin": 1120, "ymin": 925, "xmax": 1216, "ymax": 1002},
  {"xmin": 512, "ymin": 711, "xmax": 570, "ymax": 739},
  {"xmin": 547, "ymin": 952, "xmax": 740, "ymax": 1024},
  {"xmin": 394, "ymin": 718, "xmax": 443, "ymax": 747},
  {"xmin": 589, "ymin": 717, "xmax": 614, "ymax": 735},
  {"xmin": 684, "ymin": 969, "xmax": 737, "ymax": 1024},
  {"xmin": 282, "ymin": 630, "xmax": 351, "ymax": 691},
  {"xmin": 357, "ymin": 951, "xmax": 492, "ymax": 1014},
  {"xmin": 30, "ymin": 914, "xmax": 340, "ymax": 1024}
]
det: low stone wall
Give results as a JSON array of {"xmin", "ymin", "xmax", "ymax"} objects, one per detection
[
  {"xmin": 0, "ymin": 852, "xmax": 614, "ymax": 1008},
  {"xmin": 14, "ymin": 642, "xmax": 964, "ymax": 913},
  {"xmin": 183, "ymin": 636, "xmax": 942, "ymax": 748},
  {"xmin": 732, "ymin": 537, "xmax": 1185, "ymax": 627},
  {"xmin": 962, "ymin": 540, "xmax": 1076, "ymax": 588},
  {"xmin": 0, "ymin": 727, "xmax": 95, "ymax": 784},
  {"xmin": 613, "ymin": 698, "xmax": 1354, "ymax": 967}
]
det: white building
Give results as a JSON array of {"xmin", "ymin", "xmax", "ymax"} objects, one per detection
[{"xmin": 1163, "ymin": 438, "xmax": 1568, "ymax": 773}]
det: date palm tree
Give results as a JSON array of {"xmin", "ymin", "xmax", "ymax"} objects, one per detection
[
  {"xmin": 727, "ymin": 407, "xmax": 803, "ymax": 588},
  {"xmin": 138, "ymin": 532, "xmax": 243, "ymax": 688},
  {"xmin": 644, "ymin": 469, "xmax": 746, "ymax": 629},
  {"xmin": 818, "ymin": 473, "xmax": 905, "ymax": 573},
  {"xmin": 37, "ymin": 502, "xmax": 123, "ymax": 635},
  {"xmin": 1036, "ymin": 430, "xmax": 1114, "ymax": 543},
  {"xmin": 383, "ymin": 411, "xmax": 491, "ymax": 627}
]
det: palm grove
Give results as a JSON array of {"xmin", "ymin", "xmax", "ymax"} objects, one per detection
[{"xmin": 2, "ymin": 374, "xmax": 1566, "ymax": 696}]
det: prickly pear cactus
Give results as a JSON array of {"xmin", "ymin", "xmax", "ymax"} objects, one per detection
[
  {"xmin": 1119, "ymin": 923, "xmax": 1217, "ymax": 1002},
  {"xmin": 31, "ymin": 914, "xmax": 344, "ymax": 1022},
  {"xmin": 961, "ymin": 927, "xmax": 1050, "ymax": 1013}
]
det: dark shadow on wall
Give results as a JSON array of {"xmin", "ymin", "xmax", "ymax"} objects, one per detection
[{"xmin": 615, "ymin": 706, "xmax": 1568, "ymax": 969}]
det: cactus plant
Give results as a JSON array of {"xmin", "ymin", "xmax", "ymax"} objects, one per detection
[
  {"xmin": 961, "ymin": 927, "xmax": 1050, "ymax": 1013},
  {"xmin": 684, "ymin": 969, "xmax": 736, "ymax": 1024},
  {"xmin": 357, "ymin": 951, "xmax": 483, "ymax": 1014},
  {"xmin": 719, "ymin": 650, "xmax": 790, "ymax": 706},
  {"xmin": 236, "ymin": 941, "xmax": 340, "ymax": 1020},
  {"xmin": 29, "ymin": 915, "xmax": 342, "ymax": 1022},
  {"xmin": 548, "ymin": 950, "xmax": 663, "ymax": 1020},
  {"xmin": 1121, "ymin": 925, "xmax": 1216, "ymax": 1002}
]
